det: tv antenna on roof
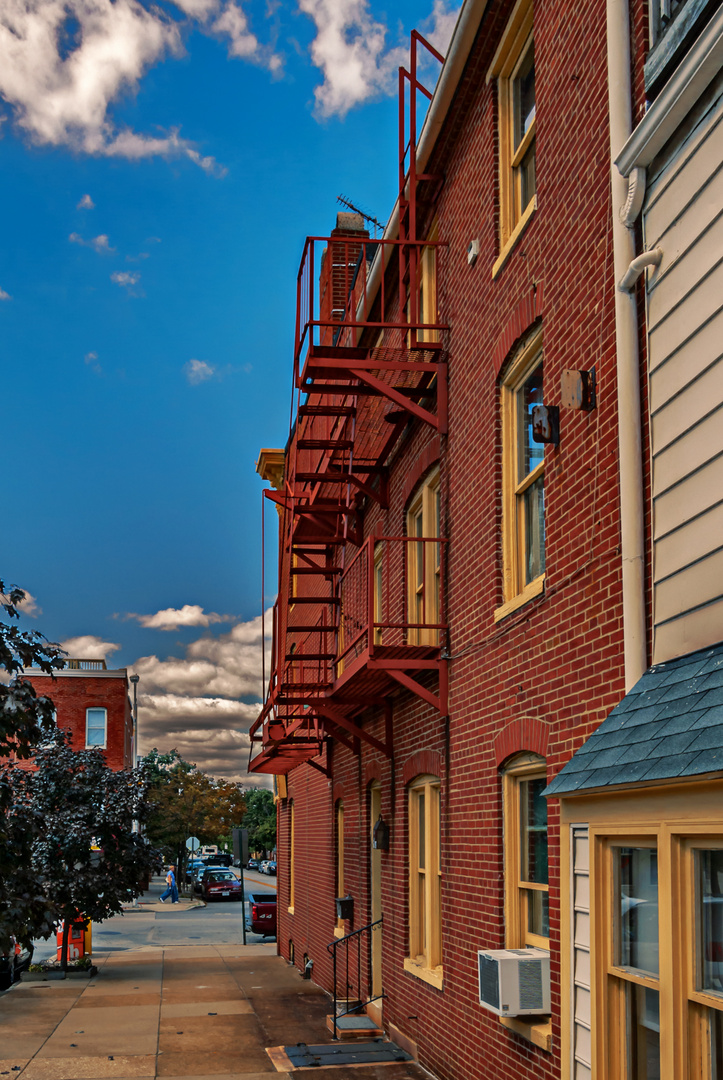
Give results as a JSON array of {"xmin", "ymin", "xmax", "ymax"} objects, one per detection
[{"xmin": 337, "ymin": 194, "xmax": 386, "ymax": 238}]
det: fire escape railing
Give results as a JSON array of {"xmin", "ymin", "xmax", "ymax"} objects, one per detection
[
  {"xmin": 294, "ymin": 236, "xmax": 446, "ymax": 373},
  {"xmin": 337, "ymin": 535, "xmax": 447, "ymax": 672}
]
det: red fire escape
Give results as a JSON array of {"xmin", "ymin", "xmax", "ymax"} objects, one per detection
[{"xmin": 249, "ymin": 33, "xmax": 448, "ymax": 775}]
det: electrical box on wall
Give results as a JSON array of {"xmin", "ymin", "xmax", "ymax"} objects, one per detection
[
  {"xmin": 477, "ymin": 948, "xmax": 551, "ymax": 1016},
  {"xmin": 561, "ymin": 368, "xmax": 596, "ymax": 411}
]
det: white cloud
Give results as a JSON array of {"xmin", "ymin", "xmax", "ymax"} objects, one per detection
[
  {"xmin": 1, "ymin": 589, "xmax": 43, "ymax": 617},
  {"xmin": 130, "ymin": 610, "xmax": 273, "ymax": 785},
  {"xmin": 111, "ymin": 270, "xmax": 141, "ymax": 294},
  {"xmin": 184, "ymin": 358, "xmax": 215, "ymax": 384},
  {"xmin": 84, "ymin": 350, "xmax": 102, "ymax": 374},
  {"xmin": 77, "ymin": 193, "xmax": 95, "ymax": 209},
  {"xmin": 0, "ymin": 0, "xmax": 276, "ymax": 170},
  {"xmin": 299, "ymin": 0, "xmax": 459, "ymax": 118},
  {"xmin": 131, "ymin": 604, "xmax": 235, "ymax": 631},
  {"xmin": 0, "ymin": 287, "xmax": 11, "ymax": 301},
  {"xmin": 69, "ymin": 231, "xmax": 115, "ymax": 253},
  {"xmin": 60, "ymin": 634, "xmax": 122, "ymax": 663},
  {"xmin": 421, "ymin": 0, "xmax": 460, "ymax": 55}
]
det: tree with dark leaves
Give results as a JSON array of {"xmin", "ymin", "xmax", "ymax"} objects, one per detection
[
  {"xmin": 0, "ymin": 580, "xmax": 64, "ymax": 760},
  {"xmin": 2, "ymin": 729, "xmax": 160, "ymax": 970},
  {"xmin": 0, "ymin": 580, "xmax": 65, "ymax": 955}
]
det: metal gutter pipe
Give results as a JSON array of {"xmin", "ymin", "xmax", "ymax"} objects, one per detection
[{"xmin": 607, "ymin": 0, "xmax": 648, "ymax": 690}]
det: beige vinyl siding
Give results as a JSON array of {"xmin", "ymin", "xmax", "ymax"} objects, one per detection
[
  {"xmin": 571, "ymin": 826, "xmax": 591, "ymax": 1080},
  {"xmin": 644, "ymin": 78, "xmax": 723, "ymax": 665}
]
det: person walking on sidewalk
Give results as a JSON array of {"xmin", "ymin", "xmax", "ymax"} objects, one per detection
[{"xmin": 160, "ymin": 865, "xmax": 179, "ymax": 904}]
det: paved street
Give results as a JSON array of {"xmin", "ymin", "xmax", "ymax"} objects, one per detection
[
  {"xmin": 1, "ymin": 875, "xmax": 428, "ymax": 1080},
  {"xmin": 32, "ymin": 872, "xmax": 278, "ymax": 963}
]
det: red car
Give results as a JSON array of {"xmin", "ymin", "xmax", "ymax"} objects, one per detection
[
  {"xmin": 199, "ymin": 870, "xmax": 243, "ymax": 901},
  {"xmin": 245, "ymin": 891, "xmax": 277, "ymax": 936}
]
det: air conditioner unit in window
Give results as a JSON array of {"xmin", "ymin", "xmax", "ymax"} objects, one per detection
[{"xmin": 477, "ymin": 948, "xmax": 551, "ymax": 1017}]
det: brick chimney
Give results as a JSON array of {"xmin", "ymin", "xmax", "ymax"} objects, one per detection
[{"xmin": 318, "ymin": 212, "xmax": 369, "ymax": 347}]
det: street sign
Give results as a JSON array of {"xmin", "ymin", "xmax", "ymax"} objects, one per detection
[{"xmin": 185, "ymin": 836, "xmax": 200, "ymax": 852}]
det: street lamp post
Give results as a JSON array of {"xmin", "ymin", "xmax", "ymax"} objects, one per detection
[{"xmin": 129, "ymin": 674, "xmax": 140, "ymax": 769}]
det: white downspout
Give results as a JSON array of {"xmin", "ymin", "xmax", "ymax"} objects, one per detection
[{"xmin": 607, "ymin": 0, "xmax": 648, "ymax": 690}]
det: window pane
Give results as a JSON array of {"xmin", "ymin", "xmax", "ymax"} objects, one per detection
[
  {"xmin": 521, "ymin": 777, "xmax": 548, "ymax": 884},
  {"xmin": 523, "ymin": 474, "xmax": 545, "ymax": 584},
  {"xmin": 86, "ymin": 707, "xmax": 106, "ymax": 746},
  {"xmin": 520, "ymin": 139, "xmax": 536, "ymax": 207},
  {"xmin": 625, "ymin": 984, "xmax": 660, "ymax": 1080},
  {"xmin": 418, "ymin": 792, "xmax": 426, "ymax": 869},
  {"xmin": 527, "ymin": 888, "xmax": 550, "ymax": 938},
  {"xmin": 618, "ymin": 848, "xmax": 659, "ymax": 975},
  {"xmin": 513, "ymin": 41, "xmax": 535, "ymax": 150},
  {"xmin": 517, "ymin": 362, "xmax": 544, "ymax": 483},
  {"xmin": 699, "ymin": 850, "xmax": 723, "ymax": 994}
]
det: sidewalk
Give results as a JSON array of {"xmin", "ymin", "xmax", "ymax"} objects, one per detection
[{"xmin": 0, "ymin": 946, "xmax": 429, "ymax": 1080}]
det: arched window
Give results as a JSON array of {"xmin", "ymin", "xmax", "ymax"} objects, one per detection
[
  {"xmin": 288, "ymin": 800, "xmax": 295, "ymax": 914},
  {"xmin": 405, "ymin": 773, "xmax": 442, "ymax": 987},
  {"xmin": 502, "ymin": 752, "xmax": 549, "ymax": 949},
  {"xmin": 335, "ymin": 800, "xmax": 345, "ymax": 936}
]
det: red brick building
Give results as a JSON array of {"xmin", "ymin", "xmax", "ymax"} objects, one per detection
[
  {"xmin": 24, "ymin": 659, "xmax": 134, "ymax": 772},
  {"xmin": 249, "ymin": 0, "xmax": 661, "ymax": 1077}
]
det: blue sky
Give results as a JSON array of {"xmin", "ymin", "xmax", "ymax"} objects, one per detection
[{"xmin": 1, "ymin": 0, "xmax": 457, "ymax": 782}]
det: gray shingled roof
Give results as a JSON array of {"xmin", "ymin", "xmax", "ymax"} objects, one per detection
[{"xmin": 544, "ymin": 640, "xmax": 723, "ymax": 797}]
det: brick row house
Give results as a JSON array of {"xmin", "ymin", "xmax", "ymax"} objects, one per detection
[
  {"xmin": 251, "ymin": 1, "xmax": 723, "ymax": 1078},
  {"xmin": 23, "ymin": 659, "xmax": 135, "ymax": 772}
]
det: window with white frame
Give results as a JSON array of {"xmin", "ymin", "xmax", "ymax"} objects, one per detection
[{"xmin": 86, "ymin": 707, "xmax": 107, "ymax": 748}]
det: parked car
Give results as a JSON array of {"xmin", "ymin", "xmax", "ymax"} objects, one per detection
[
  {"xmin": 0, "ymin": 939, "xmax": 33, "ymax": 991},
  {"xmin": 259, "ymin": 860, "xmax": 277, "ymax": 875},
  {"xmin": 245, "ymin": 891, "xmax": 277, "ymax": 936},
  {"xmin": 192, "ymin": 864, "xmax": 226, "ymax": 891},
  {"xmin": 201, "ymin": 852, "xmax": 233, "ymax": 867},
  {"xmin": 198, "ymin": 869, "xmax": 243, "ymax": 902},
  {"xmin": 185, "ymin": 859, "xmax": 206, "ymax": 882},
  {"xmin": 247, "ymin": 859, "xmax": 259, "ymax": 871}
]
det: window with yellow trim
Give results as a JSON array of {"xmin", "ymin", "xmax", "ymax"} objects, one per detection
[
  {"xmin": 373, "ymin": 543, "xmax": 384, "ymax": 645},
  {"xmin": 503, "ymin": 754, "xmax": 549, "ymax": 951},
  {"xmin": 497, "ymin": 329, "xmax": 544, "ymax": 616},
  {"xmin": 335, "ymin": 801, "xmax": 345, "ymax": 934},
  {"xmin": 487, "ymin": 0, "xmax": 536, "ymax": 254},
  {"xmin": 288, "ymin": 800, "xmax": 295, "ymax": 914},
  {"xmin": 407, "ymin": 467, "xmax": 441, "ymax": 646},
  {"xmin": 407, "ymin": 774, "xmax": 442, "ymax": 979},
  {"xmin": 407, "ymin": 222, "xmax": 438, "ymax": 347}
]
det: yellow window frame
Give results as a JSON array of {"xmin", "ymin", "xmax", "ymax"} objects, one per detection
[
  {"xmin": 407, "ymin": 467, "xmax": 441, "ymax": 646},
  {"xmin": 487, "ymin": 0, "xmax": 537, "ymax": 272},
  {"xmin": 502, "ymin": 754, "xmax": 550, "ymax": 952},
  {"xmin": 334, "ymin": 801, "xmax": 345, "ymax": 937},
  {"xmin": 405, "ymin": 774, "xmax": 442, "ymax": 987},
  {"xmin": 496, "ymin": 328, "xmax": 545, "ymax": 620}
]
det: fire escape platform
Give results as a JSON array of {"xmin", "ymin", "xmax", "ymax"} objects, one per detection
[{"xmin": 330, "ymin": 644, "xmax": 447, "ymax": 717}]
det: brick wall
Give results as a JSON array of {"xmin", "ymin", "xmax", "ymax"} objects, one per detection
[
  {"xmin": 273, "ymin": 0, "xmax": 649, "ymax": 1077},
  {"xmin": 22, "ymin": 671, "xmax": 133, "ymax": 772}
]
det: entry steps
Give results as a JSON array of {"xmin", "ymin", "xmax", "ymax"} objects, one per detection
[
  {"xmin": 273, "ymin": 1039, "xmax": 411, "ymax": 1069},
  {"xmin": 325, "ymin": 1011, "xmax": 383, "ymax": 1038}
]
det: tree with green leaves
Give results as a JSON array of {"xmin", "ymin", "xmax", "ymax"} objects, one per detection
[
  {"xmin": 141, "ymin": 748, "xmax": 246, "ymax": 879},
  {"xmin": 241, "ymin": 788, "xmax": 276, "ymax": 856}
]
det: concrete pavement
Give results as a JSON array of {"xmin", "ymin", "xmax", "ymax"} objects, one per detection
[{"xmin": 2, "ymin": 924, "xmax": 429, "ymax": 1080}]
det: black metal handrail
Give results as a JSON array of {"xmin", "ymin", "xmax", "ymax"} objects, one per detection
[{"xmin": 326, "ymin": 917, "xmax": 383, "ymax": 1040}]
